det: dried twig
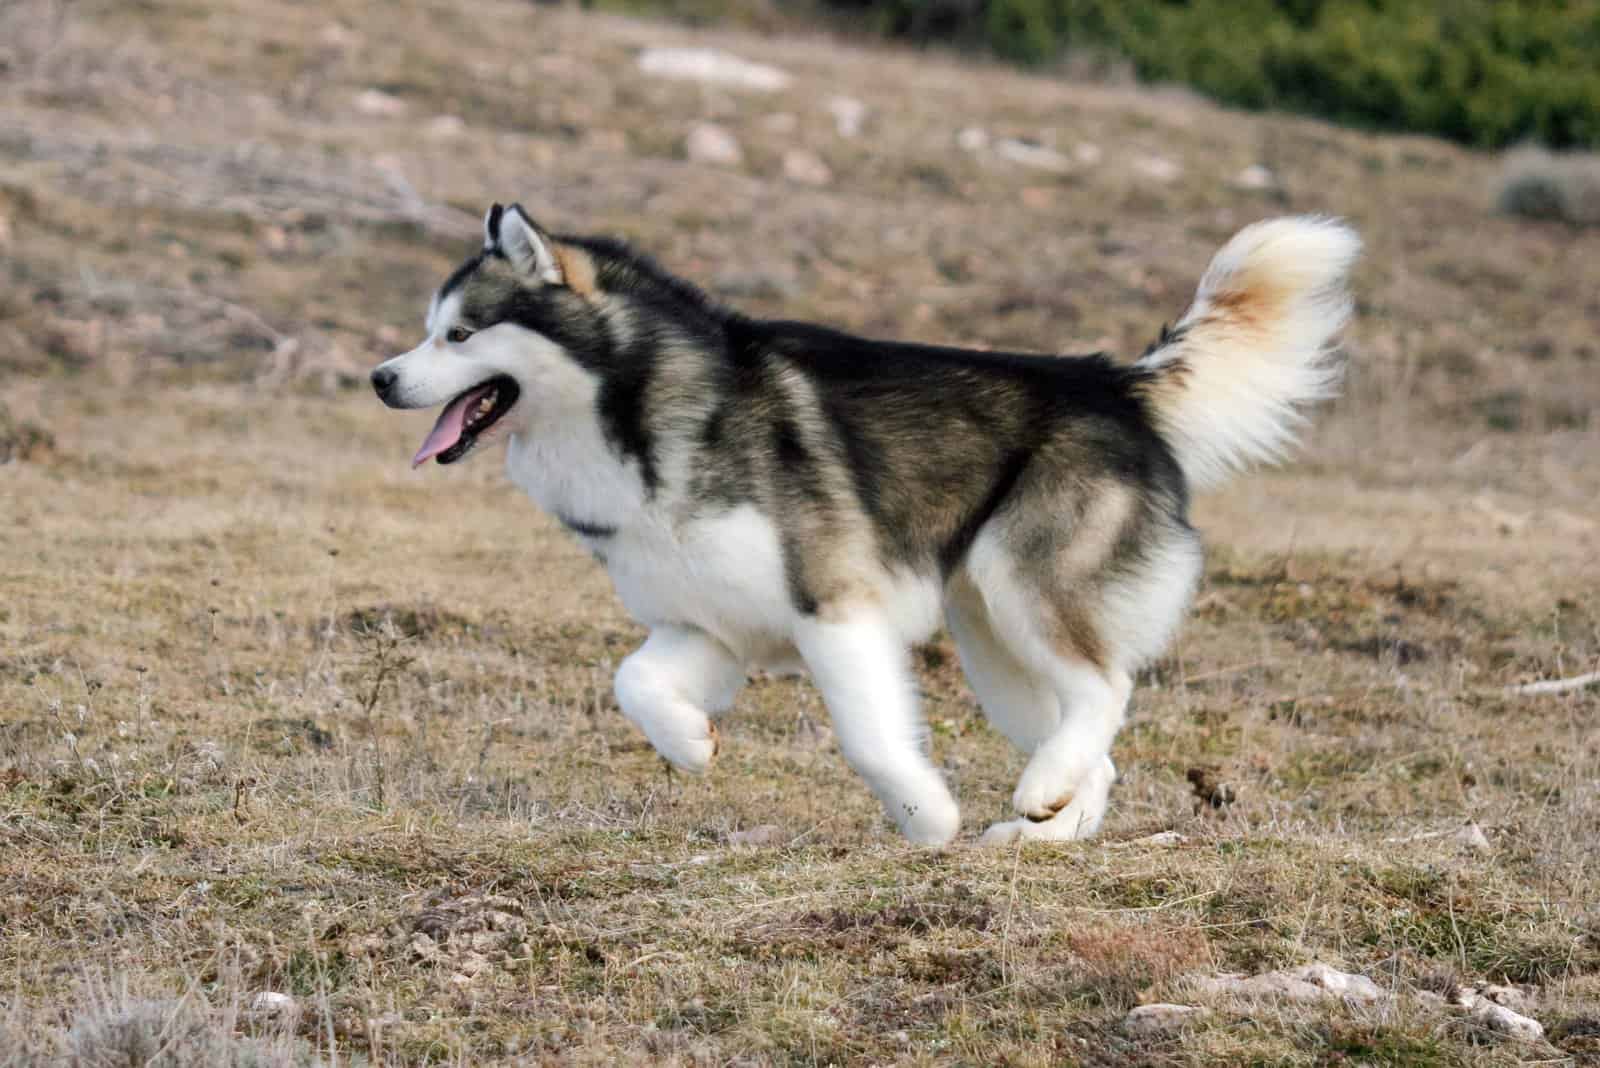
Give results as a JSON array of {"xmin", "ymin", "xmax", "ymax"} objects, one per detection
[{"xmin": 1502, "ymin": 670, "xmax": 1600, "ymax": 697}]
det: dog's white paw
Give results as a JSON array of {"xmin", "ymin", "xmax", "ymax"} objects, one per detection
[
  {"xmin": 1012, "ymin": 748, "xmax": 1113, "ymax": 820},
  {"xmin": 977, "ymin": 806, "xmax": 1100, "ymax": 846},
  {"xmin": 654, "ymin": 721, "xmax": 719, "ymax": 774},
  {"xmin": 894, "ymin": 787, "xmax": 961, "ymax": 846},
  {"xmin": 982, "ymin": 756, "xmax": 1115, "ymax": 846}
]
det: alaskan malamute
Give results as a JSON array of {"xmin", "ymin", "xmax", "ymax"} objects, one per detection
[{"xmin": 372, "ymin": 205, "xmax": 1358, "ymax": 844}]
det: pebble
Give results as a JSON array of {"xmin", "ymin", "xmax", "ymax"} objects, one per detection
[
  {"xmin": 685, "ymin": 123, "xmax": 743, "ymax": 167},
  {"xmin": 354, "ymin": 89, "xmax": 407, "ymax": 117},
  {"xmin": 782, "ymin": 149, "xmax": 832, "ymax": 186},
  {"xmin": 996, "ymin": 139, "xmax": 1073, "ymax": 173},
  {"xmin": 826, "ymin": 95, "xmax": 866, "ymax": 138},
  {"xmin": 1123, "ymin": 1003, "xmax": 1205, "ymax": 1037}
]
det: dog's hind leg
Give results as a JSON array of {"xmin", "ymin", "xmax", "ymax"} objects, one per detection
[
  {"xmin": 794, "ymin": 612, "xmax": 961, "ymax": 845},
  {"xmin": 947, "ymin": 572, "xmax": 1120, "ymax": 842},
  {"xmin": 945, "ymin": 574, "xmax": 1061, "ymax": 753},
  {"xmin": 614, "ymin": 625, "xmax": 746, "ymax": 773}
]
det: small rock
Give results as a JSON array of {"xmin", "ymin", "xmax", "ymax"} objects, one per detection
[
  {"xmin": 1191, "ymin": 963, "xmax": 1382, "ymax": 1003},
  {"xmin": 1123, "ymin": 1003, "xmax": 1204, "ymax": 1037},
  {"xmin": 728, "ymin": 824, "xmax": 784, "ymax": 848},
  {"xmin": 956, "ymin": 127, "xmax": 989, "ymax": 153},
  {"xmin": 425, "ymin": 114, "xmax": 466, "ymax": 140},
  {"xmin": 761, "ymin": 112, "xmax": 798, "ymax": 134},
  {"xmin": 247, "ymin": 991, "xmax": 300, "ymax": 1025},
  {"xmin": 996, "ymin": 139, "xmax": 1073, "ymax": 173},
  {"xmin": 354, "ymin": 89, "xmax": 407, "ymax": 118},
  {"xmin": 685, "ymin": 123, "xmax": 743, "ymax": 167},
  {"xmin": 1292, "ymin": 963, "xmax": 1383, "ymax": 1001},
  {"xmin": 193, "ymin": 740, "xmax": 225, "ymax": 773},
  {"xmin": 1232, "ymin": 164, "xmax": 1277, "ymax": 191},
  {"xmin": 782, "ymin": 149, "xmax": 832, "ymax": 187},
  {"xmin": 637, "ymin": 47, "xmax": 790, "ymax": 92},
  {"xmin": 1458, "ymin": 992, "xmax": 1544, "ymax": 1042},
  {"xmin": 1126, "ymin": 830, "xmax": 1186, "ymax": 847},
  {"xmin": 826, "ymin": 95, "xmax": 866, "ymax": 138},
  {"xmin": 1134, "ymin": 155, "xmax": 1182, "ymax": 183},
  {"xmin": 1475, "ymin": 984, "xmax": 1529, "ymax": 1010},
  {"xmin": 1074, "ymin": 142, "xmax": 1103, "ymax": 166}
]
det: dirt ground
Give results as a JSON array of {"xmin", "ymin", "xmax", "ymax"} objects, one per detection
[{"xmin": 2, "ymin": 0, "xmax": 1598, "ymax": 1064}]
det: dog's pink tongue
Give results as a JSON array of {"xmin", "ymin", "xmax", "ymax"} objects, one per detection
[{"xmin": 411, "ymin": 390, "xmax": 478, "ymax": 468}]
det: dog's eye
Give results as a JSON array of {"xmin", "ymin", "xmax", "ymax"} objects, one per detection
[{"xmin": 446, "ymin": 326, "xmax": 474, "ymax": 344}]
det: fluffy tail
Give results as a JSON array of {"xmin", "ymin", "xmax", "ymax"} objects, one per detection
[{"xmin": 1135, "ymin": 216, "xmax": 1360, "ymax": 490}]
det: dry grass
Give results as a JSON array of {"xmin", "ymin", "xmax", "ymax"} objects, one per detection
[{"xmin": 2, "ymin": 0, "xmax": 1599, "ymax": 1064}]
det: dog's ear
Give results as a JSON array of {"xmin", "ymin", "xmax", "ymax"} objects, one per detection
[
  {"xmin": 488, "ymin": 203, "xmax": 564, "ymax": 284},
  {"xmin": 482, "ymin": 203, "xmax": 505, "ymax": 250}
]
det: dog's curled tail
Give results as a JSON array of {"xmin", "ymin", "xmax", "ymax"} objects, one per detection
[{"xmin": 1135, "ymin": 216, "xmax": 1360, "ymax": 491}]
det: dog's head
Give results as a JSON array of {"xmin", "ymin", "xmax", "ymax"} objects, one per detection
[{"xmin": 371, "ymin": 203, "xmax": 611, "ymax": 467}]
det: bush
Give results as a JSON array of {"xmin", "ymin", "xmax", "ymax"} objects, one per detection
[
  {"xmin": 1495, "ymin": 145, "xmax": 1600, "ymax": 225},
  {"xmin": 808, "ymin": 0, "xmax": 1600, "ymax": 149}
]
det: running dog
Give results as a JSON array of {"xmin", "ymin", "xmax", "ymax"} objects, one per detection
[{"xmin": 371, "ymin": 206, "xmax": 1358, "ymax": 844}]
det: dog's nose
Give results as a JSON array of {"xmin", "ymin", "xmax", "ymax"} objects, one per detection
[{"xmin": 370, "ymin": 366, "xmax": 397, "ymax": 396}]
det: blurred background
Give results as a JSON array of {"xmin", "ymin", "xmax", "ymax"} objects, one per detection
[{"xmin": 2, "ymin": 0, "xmax": 1597, "ymax": 490}]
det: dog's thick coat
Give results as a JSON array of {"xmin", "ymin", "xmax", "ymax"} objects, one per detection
[{"xmin": 373, "ymin": 207, "xmax": 1359, "ymax": 843}]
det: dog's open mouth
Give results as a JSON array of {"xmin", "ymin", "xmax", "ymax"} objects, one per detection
[{"xmin": 411, "ymin": 376, "xmax": 521, "ymax": 468}]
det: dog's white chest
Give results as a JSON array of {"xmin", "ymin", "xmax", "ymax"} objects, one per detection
[
  {"xmin": 506, "ymin": 434, "xmax": 795, "ymax": 655},
  {"xmin": 603, "ymin": 505, "xmax": 795, "ymax": 656}
]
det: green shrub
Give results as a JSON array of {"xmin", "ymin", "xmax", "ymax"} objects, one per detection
[{"xmin": 800, "ymin": 0, "xmax": 1600, "ymax": 149}]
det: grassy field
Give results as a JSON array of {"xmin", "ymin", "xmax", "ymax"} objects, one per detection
[{"xmin": 3, "ymin": 0, "xmax": 1599, "ymax": 1063}]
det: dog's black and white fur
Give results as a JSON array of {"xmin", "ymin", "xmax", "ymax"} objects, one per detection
[{"xmin": 373, "ymin": 206, "xmax": 1359, "ymax": 844}]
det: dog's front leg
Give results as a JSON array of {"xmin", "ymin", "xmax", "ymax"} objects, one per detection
[
  {"xmin": 614, "ymin": 625, "xmax": 745, "ymax": 773},
  {"xmin": 794, "ymin": 613, "xmax": 960, "ymax": 845}
]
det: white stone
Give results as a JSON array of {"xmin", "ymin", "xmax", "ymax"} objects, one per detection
[
  {"xmin": 1458, "ymin": 992, "xmax": 1544, "ymax": 1042},
  {"xmin": 1123, "ymin": 1003, "xmax": 1204, "ymax": 1037},
  {"xmin": 826, "ymin": 95, "xmax": 866, "ymax": 138},
  {"xmin": 685, "ymin": 123, "xmax": 744, "ymax": 167},
  {"xmin": 1074, "ymin": 142, "xmax": 1104, "ymax": 165},
  {"xmin": 637, "ymin": 48, "xmax": 791, "ymax": 92},
  {"xmin": 956, "ymin": 127, "xmax": 989, "ymax": 153},
  {"xmin": 1290, "ymin": 963, "xmax": 1384, "ymax": 1001},
  {"xmin": 1191, "ymin": 963, "xmax": 1382, "ymax": 1003},
  {"xmin": 247, "ymin": 991, "xmax": 300, "ymax": 1024},
  {"xmin": 354, "ymin": 89, "xmax": 407, "ymax": 117},
  {"xmin": 996, "ymin": 139, "xmax": 1073, "ymax": 173},
  {"xmin": 728, "ymin": 824, "xmax": 784, "ymax": 848},
  {"xmin": 1475, "ymin": 984, "xmax": 1529, "ymax": 1010},
  {"xmin": 426, "ymin": 115, "xmax": 466, "ymax": 140},
  {"xmin": 782, "ymin": 149, "xmax": 832, "ymax": 187},
  {"xmin": 1232, "ymin": 164, "xmax": 1277, "ymax": 190},
  {"xmin": 1134, "ymin": 155, "xmax": 1182, "ymax": 182}
]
